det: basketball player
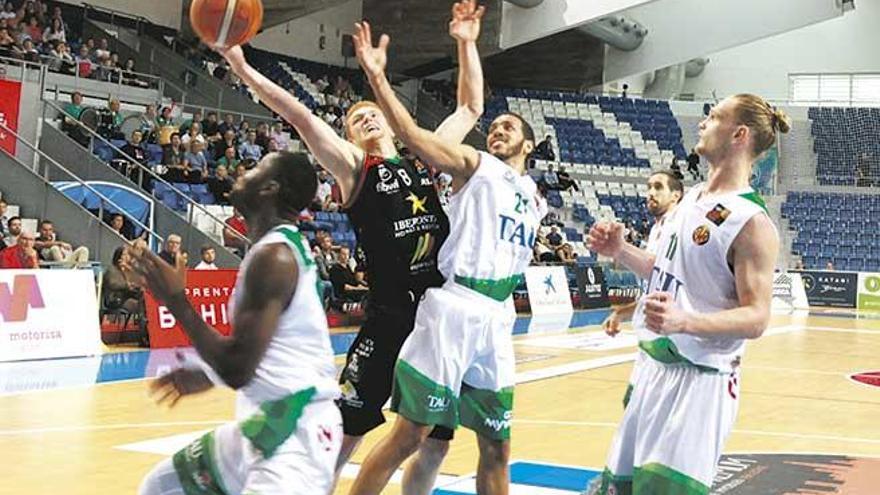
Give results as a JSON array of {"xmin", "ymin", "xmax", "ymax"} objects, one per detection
[
  {"xmin": 219, "ymin": 2, "xmax": 486, "ymax": 491},
  {"xmin": 586, "ymin": 94, "xmax": 787, "ymax": 494},
  {"xmin": 348, "ymin": 20, "xmax": 546, "ymax": 495},
  {"xmin": 135, "ymin": 152, "xmax": 342, "ymax": 495},
  {"xmin": 601, "ymin": 170, "xmax": 682, "ymax": 408}
]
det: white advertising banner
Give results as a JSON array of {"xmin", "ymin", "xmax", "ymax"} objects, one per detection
[
  {"xmin": 524, "ymin": 266, "xmax": 574, "ymax": 316},
  {"xmin": 771, "ymin": 272, "xmax": 809, "ymax": 311},
  {"xmin": 0, "ymin": 270, "xmax": 102, "ymax": 362}
]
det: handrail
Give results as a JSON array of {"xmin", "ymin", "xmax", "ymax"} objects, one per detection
[
  {"xmin": 0, "ymin": 120, "xmax": 163, "ymax": 246},
  {"xmin": 178, "ymin": 102, "xmax": 276, "ymax": 126},
  {"xmin": 44, "ymin": 100, "xmax": 251, "ymax": 248},
  {"xmin": 82, "ymin": 2, "xmax": 150, "ymax": 26},
  {"xmin": 1, "ymin": 53, "xmax": 163, "ymax": 94}
]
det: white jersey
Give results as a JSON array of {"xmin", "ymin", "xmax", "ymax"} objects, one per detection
[
  {"xmin": 438, "ymin": 152, "xmax": 546, "ymax": 301},
  {"xmin": 634, "ymin": 184, "xmax": 777, "ymax": 372},
  {"xmin": 229, "ymin": 225, "xmax": 338, "ymax": 416}
]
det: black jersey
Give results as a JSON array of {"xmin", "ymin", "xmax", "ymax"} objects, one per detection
[{"xmin": 345, "ymin": 154, "xmax": 450, "ymax": 307}]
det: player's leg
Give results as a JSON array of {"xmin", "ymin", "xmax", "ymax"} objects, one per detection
[
  {"xmin": 138, "ymin": 458, "xmax": 184, "ymax": 495},
  {"xmin": 631, "ymin": 361, "xmax": 739, "ymax": 494},
  {"xmin": 349, "ymin": 415, "xmax": 434, "ymax": 495},
  {"xmin": 402, "ymin": 431, "xmax": 452, "ymax": 495},
  {"xmin": 459, "ymin": 301, "xmax": 516, "ymax": 495}
]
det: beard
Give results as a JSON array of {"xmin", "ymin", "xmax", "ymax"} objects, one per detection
[{"xmin": 489, "ymin": 137, "xmax": 526, "ymax": 161}]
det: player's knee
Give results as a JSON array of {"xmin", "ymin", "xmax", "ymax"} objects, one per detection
[
  {"xmin": 478, "ymin": 438, "xmax": 510, "ymax": 468},
  {"xmin": 392, "ymin": 417, "xmax": 432, "ymax": 456},
  {"xmin": 418, "ymin": 437, "xmax": 450, "ymax": 464}
]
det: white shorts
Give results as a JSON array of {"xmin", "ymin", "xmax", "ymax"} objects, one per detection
[
  {"xmin": 597, "ymin": 357, "xmax": 740, "ymax": 494},
  {"xmin": 391, "ymin": 283, "xmax": 516, "ymax": 440},
  {"xmin": 173, "ymin": 392, "xmax": 342, "ymax": 495}
]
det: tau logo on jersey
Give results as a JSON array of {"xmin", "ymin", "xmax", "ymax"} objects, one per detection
[
  {"xmin": 648, "ymin": 266, "xmax": 684, "ymax": 299},
  {"xmin": 499, "ymin": 214, "xmax": 536, "ymax": 248},
  {"xmin": 692, "ymin": 224, "xmax": 711, "ymax": 245}
]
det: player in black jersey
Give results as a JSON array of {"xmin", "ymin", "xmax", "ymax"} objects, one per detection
[{"xmin": 220, "ymin": 1, "xmax": 486, "ymax": 492}]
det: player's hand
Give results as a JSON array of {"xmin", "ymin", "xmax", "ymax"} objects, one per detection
[
  {"xmin": 149, "ymin": 368, "xmax": 214, "ymax": 408},
  {"xmin": 587, "ymin": 222, "xmax": 625, "ymax": 258},
  {"xmin": 449, "ymin": 0, "xmax": 486, "ymax": 43},
  {"xmin": 352, "ymin": 21, "xmax": 389, "ymax": 79},
  {"xmin": 218, "ymin": 45, "xmax": 247, "ymax": 72},
  {"xmin": 602, "ymin": 309, "xmax": 622, "ymax": 337},
  {"xmin": 128, "ymin": 239, "xmax": 187, "ymax": 304},
  {"xmin": 643, "ymin": 292, "xmax": 688, "ymax": 335}
]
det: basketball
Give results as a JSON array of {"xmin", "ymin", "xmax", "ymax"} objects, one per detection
[{"xmin": 190, "ymin": 0, "xmax": 263, "ymax": 49}]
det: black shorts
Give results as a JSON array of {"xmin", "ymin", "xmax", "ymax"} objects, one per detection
[{"xmin": 338, "ymin": 303, "xmax": 454, "ymax": 440}]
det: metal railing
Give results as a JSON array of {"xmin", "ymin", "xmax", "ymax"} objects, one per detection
[
  {"xmin": 0, "ymin": 119, "xmax": 164, "ymax": 257},
  {"xmin": 44, "ymin": 99, "xmax": 251, "ymax": 250}
]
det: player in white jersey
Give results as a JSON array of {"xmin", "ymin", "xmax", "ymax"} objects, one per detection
[
  {"xmin": 346, "ymin": 21, "xmax": 545, "ymax": 495},
  {"xmin": 587, "ymin": 94, "xmax": 789, "ymax": 494},
  {"xmin": 602, "ymin": 170, "xmax": 683, "ymax": 408},
  {"xmin": 133, "ymin": 152, "xmax": 342, "ymax": 495}
]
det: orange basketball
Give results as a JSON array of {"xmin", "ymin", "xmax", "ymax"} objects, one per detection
[{"xmin": 190, "ymin": 0, "xmax": 263, "ymax": 49}]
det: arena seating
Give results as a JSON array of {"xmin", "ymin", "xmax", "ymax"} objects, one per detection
[
  {"xmin": 783, "ymin": 191, "xmax": 880, "ymax": 271},
  {"xmin": 809, "ymin": 106, "xmax": 880, "ymax": 186}
]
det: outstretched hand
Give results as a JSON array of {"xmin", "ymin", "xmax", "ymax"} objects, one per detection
[
  {"xmin": 352, "ymin": 21, "xmax": 390, "ymax": 79},
  {"xmin": 217, "ymin": 45, "xmax": 247, "ymax": 73},
  {"xmin": 586, "ymin": 221, "xmax": 625, "ymax": 258},
  {"xmin": 149, "ymin": 367, "xmax": 214, "ymax": 408},
  {"xmin": 128, "ymin": 239, "xmax": 187, "ymax": 304},
  {"xmin": 449, "ymin": 0, "xmax": 486, "ymax": 43}
]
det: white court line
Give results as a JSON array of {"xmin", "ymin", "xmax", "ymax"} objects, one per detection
[
  {"xmin": 514, "ymin": 419, "xmax": 880, "ymax": 445},
  {"xmin": 744, "ymin": 365, "xmax": 854, "ymax": 376},
  {"xmin": 0, "ymin": 420, "xmax": 224, "ymax": 436}
]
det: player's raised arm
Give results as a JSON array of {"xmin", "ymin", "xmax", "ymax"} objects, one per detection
[
  {"xmin": 434, "ymin": 0, "xmax": 486, "ymax": 143},
  {"xmin": 221, "ymin": 46, "xmax": 363, "ymax": 198},
  {"xmin": 353, "ymin": 21, "xmax": 480, "ymax": 182}
]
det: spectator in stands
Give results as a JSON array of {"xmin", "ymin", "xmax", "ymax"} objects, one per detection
[
  {"xmin": 181, "ymin": 121, "xmax": 203, "ymax": 151},
  {"xmin": 237, "ymin": 120, "xmax": 251, "ymax": 141},
  {"xmin": 138, "ymin": 104, "xmax": 159, "ymax": 142},
  {"xmin": 49, "ymin": 5, "xmax": 66, "ymax": 30},
  {"xmin": 161, "ymin": 132, "xmax": 187, "ymax": 182},
  {"xmin": 107, "ymin": 213, "xmax": 130, "ymax": 239},
  {"xmin": 102, "ymin": 245, "xmax": 142, "ymax": 313},
  {"xmin": 119, "ymin": 129, "xmax": 153, "ymax": 190},
  {"xmin": 546, "ymin": 226, "xmax": 564, "ymax": 247},
  {"xmin": 218, "ymin": 114, "xmax": 237, "ymax": 136},
  {"xmin": 183, "ymin": 137, "xmax": 209, "ymax": 183},
  {"xmin": 35, "ymin": 220, "xmax": 89, "ymax": 267},
  {"xmin": 202, "ymin": 111, "xmax": 220, "ymax": 141},
  {"xmin": 179, "ymin": 249, "xmax": 190, "ymax": 268},
  {"xmin": 42, "ymin": 17, "xmax": 64, "ymax": 44},
  {"xmin": 270, "ymin": 121, "xmax": 289, "ymax": 151},
  {"xmin": 19, "ymin": 38, "xmax": 39, "ymax": 63},
  {"xmin": 216, "ymin": 146, "xmax": 240, "ymax": 170},
  {"xmin": 47, "ymin": 41, "xmax": 75, "ymax": 74},
  {"xmin": 181, "ymin": 110, "xmax": 202, "ymax": 134},
  {"xmin": 158, "ymin": 234, "xmax": 181, "ymax": 265},
  {"xmin": 208, "ymin": 164, "xmax": 234, "ymax": 205},
  {"xmin": 194, "ymin": 245, "xmax": 217, "ymax": 270},
  {"xmin": 670, "ymin": 161, "xmax": 684, "ymax": 181},
  {"xmin": 0, "ymin": 230, "xmax": 38, "ymax": 268},
  {"xmin": 94, "ymin": 37, "xmax": 110, "ymax": 61},
  {"xmin": 101, "ymin": 98, "xmax": 124, "ymax": 139},
  {"xmin": 313, "ymin": 233, "xmax": 338, "ymax": 269},
  {"xmin": 254, "ymin": 122, "xmax": 271, "ymax": 150},
  {"xmin": 0, "ymin": 199, "xmax": 7, "ymax": 237},
  {"xmin": 234, "ymin": 162, "xmax": 248, "ymax": 179},
  {"xmin": 3, "ymin": 216, "xmax": 21, "ymax": 246},
  {"xmin": 93, "ymin": 54, "xmax": 116, "ymax": 82},
  {"xmin": 793, "ymin": 259, "xmax": 805, "ymax": 271},
  {"xmin": 534, "ymin": 135, "xmax": 555, "ymax": 161},
  {"xmin": 686, "ymin": 148, "xmax": 702, "ymax": 180},
  {"xmin": 75, "ymin": 45, "xmax": 94, "ymax": 78},
  {"xmin": 0, "ymin": 26, "xmax": 15, "ymax": 58},
  {"xmin": 122, "ymin": 58, "xmax": 149, "ymax": 87},
  {"xmin": 238, "ymin": 130, "xmax": 263, "ymax": 161},
  {"xmin": 533, "ymin": 234, "xmax": 558, "ymax": 263},
  {"xmin": 25, "ymin": 16, "xmax": 41, "ymax": 45},
  {"xmin": 157, "ymin": 106, "xmax": 175, "ymax": 127},
  {"xmin": 315, "ymin": 171, "xmax": 338, "ymax": 212},
  {"xmin": 213, "ymin": 129, "xmax": 239, "ymax": 161},
  {"xmin": 557, "ymin": 166, "xmax": 579, "ymax": 192},
  {"xmin": 542, "ymin": 164, "xmax": 560, "ymax": 190},
  {"xmin": 555, "ymin": 243, "xmax": 577, "ymax": 264},
  {"xmin": 329, "ymin": 246, "xmax": 369, "ymax": 302},
  {"xmin": 825, "ymin": 261, "xmax": 835, "ymax": 271},
  {"xmin": 0, "ymin": 3, "xmax": 15, "ymax": 21},
  {"xmin": 223, "ymin": 208, "xmax": 247, "ymax": 255},
  {"xmin": 62, "ymin": 91, "xmax": 84, "ymax": 122}
]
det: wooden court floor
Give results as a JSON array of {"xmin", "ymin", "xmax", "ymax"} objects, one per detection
[{"xmin": 1, "ymin": 310, "xmax": 879, "ymax": 494}]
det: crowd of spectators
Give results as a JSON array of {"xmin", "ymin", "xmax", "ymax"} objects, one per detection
[{"xmin": 0, "ymin": 191, "xmax": 91, "ymax": 268}]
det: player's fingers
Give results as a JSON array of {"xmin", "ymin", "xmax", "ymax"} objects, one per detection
[
  {"xmin": 364, "ymin": 21, "xmax": 372, "ymax": 46},
  {"xmin": 474, "ymin": 5, "xmax": 486, "ymax": 19},
  {"xmin": 378, "ymin": 33, "xmax": 390, "ymax": 51}
]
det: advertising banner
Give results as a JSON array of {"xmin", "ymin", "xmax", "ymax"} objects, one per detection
[
  {"xmin": 524, "ymin": 266, "xmax": 573, "ymax": 315},
  {"xmin": 0, "ymin": 79, "xmax": 22, "ymax": 155},
  {"xmin": 771, "ymin": 272, "xmax": 809, "ymax": 310},
  {"xmin": 575, "ymin": 265, "xmax": 610, "ymax": 309},
  {"xmin": 0, "ymin": 270, "xmax": 102, "ymax": 362},
  {"xmin": 798, "ymin": 270, "xmax": 857, "ymax": 308},
  {"xmin": 144, "ymin": 269, "xmax": 237, "ymax": 348},
  {"xmin": 857, "ymin": 272, "xmax": 880, "ymax": 312}
]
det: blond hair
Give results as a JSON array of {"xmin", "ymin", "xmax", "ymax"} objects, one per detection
[{"xmin": 731, "ymin": 94, "xmax": 791, "ymax": 156}]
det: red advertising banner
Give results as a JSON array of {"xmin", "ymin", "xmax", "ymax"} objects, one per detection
[
  {"xmin": 144, "ymin": 269, "xmax": 238, "ymax": 348},
  {"xmin": 0, "ymin": 79, "xmax": 21, "ymax": 155}
]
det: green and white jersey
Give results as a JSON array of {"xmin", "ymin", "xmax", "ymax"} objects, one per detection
[
  {"xmin": 438, "ymin": 152, "xmax": 547, "ymax": 302},
  {"xmin": 634, "ymin": 184, "xmax": 777, "ymax": 372},
  {"xmin": 229, "ymin": 224, "xmax": 338, "ymax": 415}
]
